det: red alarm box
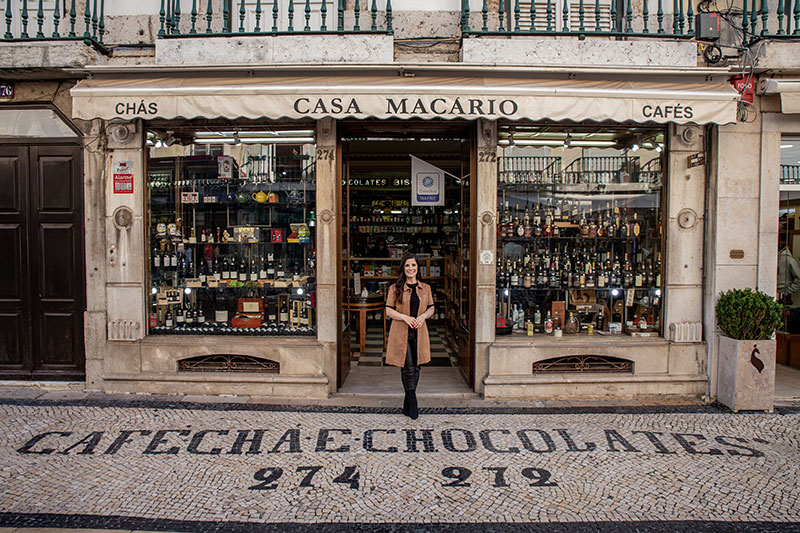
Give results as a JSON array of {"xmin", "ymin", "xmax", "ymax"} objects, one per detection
[{"xmin": 232, "ymin": 297, "xmax": 264, "ymax": 328}]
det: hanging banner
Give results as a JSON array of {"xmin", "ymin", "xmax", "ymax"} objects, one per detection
[{"xmin": 411, "ymin": 155, "xmax": 445, "ymax": 207}]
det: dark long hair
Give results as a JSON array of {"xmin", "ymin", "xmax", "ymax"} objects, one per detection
[{"xmin": 392, "ymin": 253, "xmax": 419, "ymax": 305}]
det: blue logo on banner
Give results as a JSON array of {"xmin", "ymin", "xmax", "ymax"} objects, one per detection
[{"xmin": 416, "ymin": 172, "xmax": 440, "ymax": 203}]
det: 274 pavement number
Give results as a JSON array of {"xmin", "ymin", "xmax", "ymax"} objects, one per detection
[{"xmin": 248, "ymin": 465, "xmax": 555, "ymax": 490}]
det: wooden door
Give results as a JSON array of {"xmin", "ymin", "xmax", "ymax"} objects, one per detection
[{"xmin": 0, "ymin": 144, "xmax": 85, "ymax": 379}]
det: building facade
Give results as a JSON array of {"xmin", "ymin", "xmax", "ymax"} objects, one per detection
[{"xmin": 1, "ymin": 0, "xmax": 798, "ymax": 400}]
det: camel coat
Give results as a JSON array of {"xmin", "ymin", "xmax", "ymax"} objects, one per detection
[{"xmin": 384, "ymin": 282, "xmax": 434, "ymax": 367}]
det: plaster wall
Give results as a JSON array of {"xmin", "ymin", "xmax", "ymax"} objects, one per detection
[
  {"xmin": 4, "ymin": 81, "xmax": 75, "ymax": 120},
  {"xmin": 156, "ymin": 34, "xmax": 394, "ymax": 65},
  {"xmin": 461, "ymin": 37, "xmax": 698, "ymax": 67}
]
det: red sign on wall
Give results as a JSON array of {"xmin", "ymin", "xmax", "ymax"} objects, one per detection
[
  {"xmin": 730, "ymin": 75, "xmax": 754, "ymax": 105},
  {"xmin": 113, "ymin": 161, "xmax": 134, "ymax": 194}
]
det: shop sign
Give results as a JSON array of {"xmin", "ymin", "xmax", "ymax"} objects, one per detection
[
  {"xmin": 113, "ymin": 161, "xmax": 134, "ymax": 194},
  {"xmin": 0, "ymin": 82, "xmax": 13, "ymax": 99},
  {"xmin": 218, "ymin": 156, "xmax": 234, "ymax": 179},
  {"xmin": 343, "ymin": 178, "xmax": 411, "ymax": 188},
  {"xmin": 181, "ymin": 192, "xmax": 200, "ymax": 203}
]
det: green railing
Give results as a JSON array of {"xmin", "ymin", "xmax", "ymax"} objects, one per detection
[
  {"xmin": 782, "ymin": 164, "xmax": 800, "ymax": 185},
  {"xmin": 2, "ymin": 0, "xmax": 107, "ymax": 51},
  {"xmin": 742, "ymin": 0, "xmax": 800, "ymax": 42},
  {"xmin": 461, "ymin": 0, "xmax": 696, "ymax": 37},
  {"xmin": 159, "ymin": 0, "xmax": 393, "ymax": 36}
]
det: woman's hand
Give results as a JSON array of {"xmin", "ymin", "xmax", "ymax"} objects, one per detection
[
  {"xmin": 413, "ymin": 316, "xmax": 426, "ymax": 330},
  {"xmin": 402, "ymin": 315, "xmax": 416, "ymax": 328}
]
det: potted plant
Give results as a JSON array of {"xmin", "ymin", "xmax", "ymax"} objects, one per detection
[{"xmin": 715, "ymin": 288, "xmax": 782, "ymax": 412}]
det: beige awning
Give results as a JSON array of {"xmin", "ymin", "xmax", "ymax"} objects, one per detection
[
  {"xmin": 71, "ymin": 74, "xmax": 739, "ymax": 125},
  {"xmin": 758, "ymin": 78, "xmax": 800, "ymax": 114}
]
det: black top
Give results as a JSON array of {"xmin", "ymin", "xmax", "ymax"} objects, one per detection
[{"xmin": 407, "ymin": 282, "xmax": 420, "ymax": 318}]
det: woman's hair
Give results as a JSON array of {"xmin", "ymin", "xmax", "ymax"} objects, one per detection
[{"xmin": 392, "ymin": 253, "xmax": 419, "ymax": 305}]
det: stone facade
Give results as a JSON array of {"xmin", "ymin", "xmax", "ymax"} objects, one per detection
[{"xmin": 1, "ymin": 0, "xmax": 798, "ymax": 403}]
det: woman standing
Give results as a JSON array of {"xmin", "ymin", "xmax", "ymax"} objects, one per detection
[{"xmin": 385, "ymin": 253, "xmax": 435, "ymax": 419}]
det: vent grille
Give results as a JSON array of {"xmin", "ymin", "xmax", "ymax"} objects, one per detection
[
  {"xmin": 179, "ymin": 354, "xmax": 280, "ymax": 373},
  {"xmin": 533, "ymin": 355, "xmax": 633, "ymax": 373}
]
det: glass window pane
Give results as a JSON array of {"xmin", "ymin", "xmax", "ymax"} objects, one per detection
[
  {"xmin": 496, "ymin": 125, "xmax": 664, "ymax": 337},
  {"xmin": 146, "ymin": 128, "xmax": 317, "ymax": 337},
  {"xmin": 0, "ymin": 109, "xmax": 78, "ymax": 138}
]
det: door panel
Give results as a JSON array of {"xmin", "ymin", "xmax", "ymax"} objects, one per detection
[
  {"xmin": 40, "ymin": 312, "xmax": 78, "ymax": 366},
  {"xmin": 38, "ymin": 156, "xmax": 75, "ymax": 212},
  {"xmin": 0, "ymin": 155, "xmax": 22, "ymax": 212},
  {"xmin": 39, "ymin": 224, "xmax": 76, "ymax": 299},
  {"xmin": 0, "ymin": 143, "xmax": 84, "ymax": 379},
  {"xmin": 0, "ymin": 146, "xmax": 30, "ymax": 373},
  {"xmin": 0, "ymin": 224, "xmax": 23, "ymax": 299},
  {"xmin": 0, "ymin": 312, "xmax": 24, "ymax": 365},
  {"xmin": 29, "ymin": 145, "xmax": 85, "ymax": 378}
]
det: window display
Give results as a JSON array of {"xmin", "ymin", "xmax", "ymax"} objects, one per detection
[
  {"xmin": 146, "ymin": 130, "xmax": 316, "ymax": 336},
  {"xmin": 496, "ymin": 126, "xmax": 664, "ymax": 337}
]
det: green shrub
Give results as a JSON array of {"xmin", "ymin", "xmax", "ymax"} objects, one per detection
[{"xmin": 715, "ymin": 288, "xmax": 782, "ymax": 340}]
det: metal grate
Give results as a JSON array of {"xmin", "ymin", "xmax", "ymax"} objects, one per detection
[
  {"xmin": 533, "ymin": 355, "xmax": 633, "ymax": 373},
  {"xmin": 179, "ymin": 354, "xmax": 280, "ymax": 373}
]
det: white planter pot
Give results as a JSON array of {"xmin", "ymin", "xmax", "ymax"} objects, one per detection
[{"xmin": 717, "ymin": 336, "xmax": 775, "ymax": 413}]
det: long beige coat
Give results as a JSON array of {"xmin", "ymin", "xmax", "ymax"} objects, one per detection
[{"xmin": 384, "ymin": 282, "xmax": 434, "ymax": 367}]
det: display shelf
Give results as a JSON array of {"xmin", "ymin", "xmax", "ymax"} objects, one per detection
[
  {"xmin": 498, "ymin": 182, "xmax": 661, "ymax": 193},
  {"xmin": 147, "ymin": 154, "xmax": 316, "ymax": 338}
]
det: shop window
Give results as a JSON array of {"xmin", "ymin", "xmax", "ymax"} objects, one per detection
[
  {"xmin": 146, "ymin": 128, "xmax": 316, "ymax": 337},
  {"xmin": 496, "ymin": 125, "xmax": 664, "ymax": 338}
]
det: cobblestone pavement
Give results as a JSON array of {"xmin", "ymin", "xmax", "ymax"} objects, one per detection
[{"xmin": 0, "ymin": 390, "xmax": 799, "ymax": 532}]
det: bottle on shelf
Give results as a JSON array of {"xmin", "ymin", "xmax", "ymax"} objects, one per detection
[
  {"xmin": 175, "ymin": 305, "xmax": 185, "ymax": 326},
  {"xmin": 279, "ymin": 299, "xmax": 289, "ymax": 324},
  {"xmin": 544, "ymin": 311, "xmax": 553, "ymax": 335},
  {"xmin": 165, "ymin": 307, "xmax": 174, "ymax": 328}
]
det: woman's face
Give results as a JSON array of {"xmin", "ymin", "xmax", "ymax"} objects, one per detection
[{"xmin": 404, "ymin": 258, "xmax": 418, "ymax": 279}]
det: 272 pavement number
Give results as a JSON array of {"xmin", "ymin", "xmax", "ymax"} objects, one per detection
[
  {"xmin": 249, "ymin": 465, "xmax": 359, "ymax": 490},
  {"xmin": 442, "ymin": 466, "xmax": 557, "ymax": 488}
]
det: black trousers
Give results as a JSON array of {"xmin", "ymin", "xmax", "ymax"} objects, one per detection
[{"xmin": 401, "ymin": 329, "xmax": 420, "ymax": 391}]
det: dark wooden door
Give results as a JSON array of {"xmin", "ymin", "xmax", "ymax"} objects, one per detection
[{"xmin": 0, "ymin": 144, "xmax": 85, "ymax": 379}]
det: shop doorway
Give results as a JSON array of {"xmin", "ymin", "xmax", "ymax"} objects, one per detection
[
  {"xmin": 0, "ymin": 142, "xmax": 85, "ymax": 379},
  {"xmin": 337, "ymin": 122, "xmax": 474, "ymax": 390}
]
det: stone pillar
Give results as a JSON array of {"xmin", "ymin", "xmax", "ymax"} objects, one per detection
[
  {"xmin": 99, "ymin": 120, "xmax": 147, "ymax": 389},
  {"xmin": 473, "ymin": 118, "xmax": 498, "ymax": 394},
  {"xmin": 80, "ymin": 118, "xmax": 108, "ymax": 390},
  {"xmin": 704, "ymin": 103, "xmax": 765, "ymax": 400},
  {"xmin": 663, "ymin": 125, "xmax": 706, "ymax": 338},
  {"xmin": 315, "ymin": 118, "xmax": 338, "ymax": 393}
]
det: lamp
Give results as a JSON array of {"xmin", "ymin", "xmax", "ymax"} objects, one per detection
[
  {"xmin": 508, "ymin": 133, "xmax": 515, "ymax": 146},
  {"xmin": 163, "ymin": 132, "xmax": 178, "ymax": 147},
  {"xmin": 631, "ymin": 143, "xmax": 640, "ymax": 152},
  {"xmin": 233, "ymin": 132, "xmax": 242, "ymax": 146},
  {"xmin": 563, "ymin": 134, "xmax": 572, "ymax": 148}
]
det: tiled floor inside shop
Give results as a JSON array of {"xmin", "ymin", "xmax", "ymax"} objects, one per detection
[{"xmin": 351, "ymin": 322, "xmax": 458, "ymax": 367}]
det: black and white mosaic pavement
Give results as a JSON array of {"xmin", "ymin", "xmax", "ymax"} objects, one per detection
[{"xmin": 1, "ymin": 395, "xmax": 799, "ymax": 531}]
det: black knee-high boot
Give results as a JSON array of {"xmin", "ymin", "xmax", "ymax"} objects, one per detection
[{"xmin": 401, "ymin": 333, "xmax": 420, "ymax": 419}]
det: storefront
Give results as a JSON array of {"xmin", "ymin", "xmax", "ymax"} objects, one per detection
[{"xmin": 70, "ymin": 65, "xmax": 738, "ymax": 399}]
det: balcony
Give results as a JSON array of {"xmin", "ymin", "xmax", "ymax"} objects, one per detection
[
  {"xmin": 458, "ymin": 0, "xmax": 799, "ymax": 68},
  {"xmin": 0, "ymin": 0, "xmax": 108, "ymax": 70},
  {"xmin": 154, "ymin": 0, "xmax": 394, "ymax": 65}
]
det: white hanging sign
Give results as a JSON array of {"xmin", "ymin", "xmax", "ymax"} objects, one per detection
[{"xmin": 410, "ymin": 155, "xmax": 445, "ymax": 207}]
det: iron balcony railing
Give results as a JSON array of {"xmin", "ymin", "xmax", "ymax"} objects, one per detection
[
  {"xmin": 742, "ymin": 0, "xmax": 800, "ymax": 42},
  {"xmin": 158, "ymin": 0, "xmax": 393, "ymax": 36},
  {"xmin": 781, "ymin": 164, "xmax": 800, "ymax": 185},
  {"xmin": 562, "ymin": 156, "xmax": 641, "ymax": 184},
  {"xmin": 461, "ymin": 0, "xmax": 698, "ymax": 37},
  {"xmin": 461, "ymin": 0, "xmax": 799, "ymax": 40},
  {"xmin": 2, "ymin": 0, "xmax": 107, "ymax": 51},
  {"xmin": 498, "ymin": 156, "xmax": 562, "ymax": 184}
]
